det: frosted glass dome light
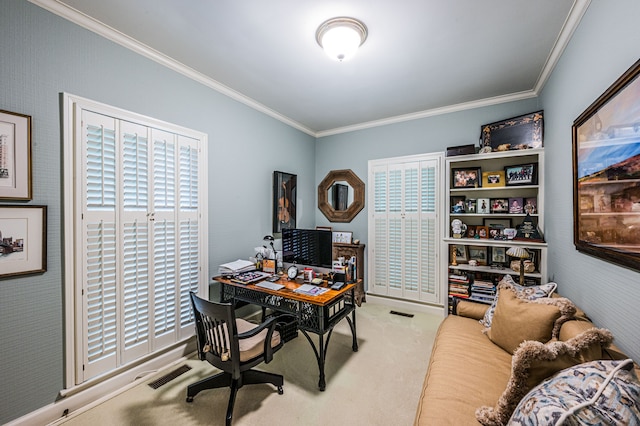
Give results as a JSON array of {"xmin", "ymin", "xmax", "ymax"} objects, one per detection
[{"xmin": 316, "ymin": 17, "xmax": 368, "ymax": 62}]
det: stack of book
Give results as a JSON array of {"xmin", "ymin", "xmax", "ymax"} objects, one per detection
[
  {"xmin": 448, "ymin": 272, "xmax": 470, "ymax": 299},
  {"xmin": 470, "ymin": 279, "xmax": 496, "ymax": 304}
]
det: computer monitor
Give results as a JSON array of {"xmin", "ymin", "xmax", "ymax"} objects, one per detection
[{"xmin": 281, "ymin": 228, "xmax": 333, "ymax": 269}]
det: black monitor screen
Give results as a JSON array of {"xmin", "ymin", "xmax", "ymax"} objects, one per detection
[{"xmin": 282, "ymin": 228, "xmax": 333, "ymax": 268}]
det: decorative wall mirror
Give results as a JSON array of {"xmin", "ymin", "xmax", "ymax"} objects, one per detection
[{"xmin": 318, "ymin": 169, "xmax": 364, "ymax": 222}]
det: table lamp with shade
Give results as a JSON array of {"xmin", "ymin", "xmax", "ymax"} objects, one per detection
[{"xmin": 506, "ymin": 246, "xmax": 530, "ymax": 285}]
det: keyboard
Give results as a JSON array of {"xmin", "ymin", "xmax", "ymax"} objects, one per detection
[{"xmin": 255, "ymin": 281, "xmax": 285, "ymax": 291}]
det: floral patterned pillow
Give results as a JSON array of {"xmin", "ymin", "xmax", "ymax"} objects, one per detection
[
  {"xmin": 508, "ymin": 359, "xmax": 640, "ymax": 425},
  {"xmin": 479, "ymin": 274, "xmax": 557, "ymax": 328}
]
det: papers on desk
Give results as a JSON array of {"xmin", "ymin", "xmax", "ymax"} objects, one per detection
[
  {"xmin": 294, "ymin": 284, "xmax": 329, "ymax": 296},
  {"xmin": 255, "ymin": 281, "xmax": 285, "ymax": 291},
  {"xmin": 218, "ymin": 259, "xmax": 255, "ymax": 275}
]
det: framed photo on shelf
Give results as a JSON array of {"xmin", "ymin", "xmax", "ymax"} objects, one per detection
[
  {"xmin": 490, "ymin": 198, "xmax": 508, "ymax": 214},
  {"xmin": 332, "ymin": 231, "xmax": 352, "ymax": 244},
  {"xmin": 477, "ymin": 198, "xmax": 490, "ymax": 214},
  {"xmin": 0, "ymin": 109, "xmax": 32, "ymax": 200},
  {"xmin": 482, "ymin": 170, "xmax": 505, "ymax": 188},
  {"xmin": 505, "ymin": 163, "xmax": 537, "ymax": 186},
  {"xmin": 452, "ymin": 168, "xmax": 481, "ymax": 188},
  {"xmin": 466, "ymin": 225, "xmax": 477, "ymax": 238},
  {"xmin": 572, "ymin": 59, "xmax": 640, "ymax": 272},
  {"xmin": 273, "ymin": 171, "xmax": 296, "ymax": 233},
  {"xmin": 0, "ymin": 205, "xmax": 47, "ymax": 278},
  {"xmin": 524, "ymin": 197, "xmax": 537, "ymax": 214},
  {"xmin": 468, "ymin": 245, "xmax": 488, "ymax": 266},
  {"xmin": 483, "ymin": 218, "xmax": 512, "ymax": 229},
  {"xmin": 465, "ymin": 199, "xmax": 477, "ymax": 213},
  {"xmin": 451, "ymin": 196, "xmax": 466, "ymax": 213},
  {"xmin": 480, "ymin": 111, "xmax": 544, "ymax": 150},
  {"xmin": 476, "ymin": 226, "xmax": 489, "ymax": 239},
  {"xmin": 452, "ymin": 245, "xmax": 468, "ymax": 263},
  {"xmin": 508, "ymin": 197, "xmax": 524, "ymax": 214},
  {"xmin": 491, "ymin": 246, "xmax": 507, "ymax": 265}
]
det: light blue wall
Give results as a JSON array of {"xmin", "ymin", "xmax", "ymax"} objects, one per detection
[
  {"xmin": 2, "ymin": 0, "xmax": 639, "ymax": 423},
  {"xmin": 539, "ymin": 0, "xmax": 640, "ymax": 362},
  {"xmin": 0, "ymin": 1, "xmax": 314, "ymax": 422}
]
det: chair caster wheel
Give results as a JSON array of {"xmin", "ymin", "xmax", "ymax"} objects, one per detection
[
  {"xmin": 186, "ymin": 396, "xmax": 194, "ymax": 403},
  {"xmin": 277, "ymin": 386, "xmax": 284, "ymax": 395}
]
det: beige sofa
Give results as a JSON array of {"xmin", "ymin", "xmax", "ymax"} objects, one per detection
[{"xmin": 414, "ymin": 283, "xmax": 640, "ymax": 425}]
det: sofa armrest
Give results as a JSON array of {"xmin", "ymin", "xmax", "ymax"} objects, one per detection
[{"xmin": 452, "ymin": 298, "xmax": 489, "ymax": 320}]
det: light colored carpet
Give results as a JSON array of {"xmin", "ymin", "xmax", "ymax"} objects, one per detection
[{"xmin": 55, "ymin": 302, "xmax": 443, "ymax": 426}]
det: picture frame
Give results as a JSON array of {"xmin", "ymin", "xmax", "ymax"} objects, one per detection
[
  {"xmin": 273, "ymin": 171, "xmax": 296, "ymax": 233},
  {"xmin": 465, "ymin": 198, "xmax": 477, "ymax": 213},
  {"xmin": 505, "ymin": 163, "xmax": 537, "ymax": 186},
  {"xmin": 450, "ymin": 196, "xmax": 466, "ymax": 213},
  {"xmin": 0, "ymin": 109, "xmax": 32, "ymax": 200},
  {"xmin": 477, "ymin": 198, "xmax": 490, "ymax": 214},
  {"xmin": 476, "ymin": 226, "xmax": 489, "ymax": 239},
  {"xmin": 480, "ymin": 110, "xmax": 544, "ymax": 150},
  {"xmin": 483, "ymin": 218, "xmax": 512, "ymax": 229},
  {"xmin": 332, "ymin": 231, "xmax": 352, "ymax": 244},
  {"xmin": 482, "ymin": 170, "xmax": 505, "ymax": 188},
  {"xmin": 468, "ymin": 245, "xmax": 488, "ymax": 266},
  {"xmin": 524, "ymin": 197, "xmax": 537, "ymax": 214},
  {"xmin": 453, "ymin": 245, "xmax": 468, "ymax": 263},
  {"xmin": 466, "ymin": 225, "xmax": 477, "ymax": 238},
  {"xmin": 491, "ymin": 246, "xmax": 507, "ymax": 265},
  {"xmin": 490, "ymin": 198, "xmax": 508, "ymax": 214},
  {"xmin": 452, "ymin": 168, "xmax": 481, "ymax": 188},
  {"xmin": 572, "ymin": 59, "xmax": 640, "ymax": 272},
  {"xmin": 0, "ymin": 205, "xmax": 47, "ymax": 278},
  {"xmin": 508, "ymin": 197, "xmax": 524, "ymax": 214}
]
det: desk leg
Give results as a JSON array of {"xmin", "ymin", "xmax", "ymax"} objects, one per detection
[
  {"xmin": 300, "ymin": 330, "xmax": 331, "ymax": 391},
  {"xmin": 346, "ymin": 309, "xmax": 358, "ymax": 352}
]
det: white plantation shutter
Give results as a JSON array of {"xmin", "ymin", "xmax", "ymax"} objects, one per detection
[
  {"xmin": 368, "ymin": 154, "xmax": 442, "ymax": 305},
  {"xmin": 70, "ymin": 99, "xmax": 207, "ymax": 385}
]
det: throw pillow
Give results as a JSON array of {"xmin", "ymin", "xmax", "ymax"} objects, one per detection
[
  {"xmin": 479, "ymin": 275, "xmax": 557, "ymax": 328},
  {"xmin": 475, "ymin": 327, "xmax": 613, "ymax": 426},
  {"xmin": 485, "ymin": 288, "xmax": 576, "ymax": 354},
  {"xmin": 509, "ymin": 359, "xmax": 640, "ymax": 425}
]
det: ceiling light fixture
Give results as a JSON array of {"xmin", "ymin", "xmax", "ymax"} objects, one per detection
[{"xmin": 316, "ymin": 17, "xmax": 368, "ymax": 62}]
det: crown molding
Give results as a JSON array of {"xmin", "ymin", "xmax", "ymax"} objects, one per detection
[{"xmin": 28, "ymin": 0, "xmax": 316, "ymax": 137}]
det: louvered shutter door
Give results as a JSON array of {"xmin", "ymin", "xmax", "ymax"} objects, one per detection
[
  {"xmin": 420, "ymin": 160, "xmax": 439, "ymax": 304},
  {"xmin": 371, "ymin": 165, "xmax": 388, "ymax": 293},
  {"xmin": 120, "ymin": 121, "xmax": 151, "ymax": 363},
  {"xmin": 402, "ymin": 163, "xmax": 420, "ymax": 298},
  {"xmin": 80, "ymin": 111, "xmax": 119, "ymax": 381},
  {"xmin": 151, "ymin": 129, "xmax": 178, "ymax": 349},
  {"xmin": 177, "ymin": 137, "xmax": 200, "ymax": 338}
]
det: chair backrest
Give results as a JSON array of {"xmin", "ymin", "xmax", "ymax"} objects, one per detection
[{"xmin": 190, "ymin": 292, "xmax": 241, "ymax": 374}]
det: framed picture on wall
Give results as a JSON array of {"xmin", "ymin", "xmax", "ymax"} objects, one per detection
[
  {"xmin": 273, "ymin": 171, "xmax": 296, "ymax": 233},
  {"xmin": 572, "ymin": 59, "xmax": 640, "ymax": 272},
  {"xmin": 0, "ymin": 109, "xmax": 32, "ymax": 200},
  {"xmin": 0, "ymin": 205, "xmax": 47, "ymax": 278}
]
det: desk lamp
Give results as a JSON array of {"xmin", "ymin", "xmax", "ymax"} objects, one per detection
[
  {"xmin": 506, "ymin": 246, "xmax": 529, "ymax": 285},
  {"xmin": 263, "ymin": 235, "xmax": 276, "ymax": 259}
]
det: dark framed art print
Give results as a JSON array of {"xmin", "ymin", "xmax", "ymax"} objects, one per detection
[{"xmin": 572, "ymin": 59, "xmax": 640, "ymax": 272}]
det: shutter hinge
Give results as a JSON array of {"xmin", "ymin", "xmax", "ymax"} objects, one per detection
[{"xmin": 82, "ymin": 364, "xmax": 85, "ymax": 371}]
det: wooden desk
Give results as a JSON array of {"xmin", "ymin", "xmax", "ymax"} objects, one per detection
[{"xmin": 214, "ymin": 275, "xmax": 359, "ymax": 391}]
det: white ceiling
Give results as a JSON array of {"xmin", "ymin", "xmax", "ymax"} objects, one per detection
[{"xmin": 35, "ymin": 0, "xmax": 589, "ymax": 136}]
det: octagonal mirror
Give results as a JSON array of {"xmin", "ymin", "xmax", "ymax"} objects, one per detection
[{"xmin": 318, "ymin": 169, "xmax": 364, "ymax": 222}]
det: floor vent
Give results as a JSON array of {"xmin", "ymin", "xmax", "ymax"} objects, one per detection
[
  {"xmin": 148, "ymin": 365, "xmax": 192, "ymax": 389},
  {"xmin": 390, "ymin": 310, "xmax": 414, "ymax": 318}
]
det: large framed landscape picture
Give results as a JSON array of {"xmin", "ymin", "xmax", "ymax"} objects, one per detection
[
  {"xmin": 0, "ymin": 205, "xmax": 47, "ymax": 278},
  {"xmin": 572, "ymin": 59, "xmax": 640, "ymax": 272}
]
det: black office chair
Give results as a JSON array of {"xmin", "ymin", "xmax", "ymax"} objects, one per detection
[{"xmin": 186, "ymin": 292, "xmax": 284, "ymax": 425}]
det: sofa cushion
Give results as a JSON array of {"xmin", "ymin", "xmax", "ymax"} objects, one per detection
[
  {"xmin": 486, "ymin": 288, "xmax": 576, "ymax": 354},
  {"xmin": 508, "ymin": 359, "xmax": 640, "ymax": 425},
  {"xmin": 480, "ymin": 275, "xmax": 557, "ymax": 328},
  {"xmin": 475, "ymin": 327, "xmax": 613, "ymax": 426},
  {"xmin": 414, "ymin": 314, "xmax": 513, "ymax": 425}
]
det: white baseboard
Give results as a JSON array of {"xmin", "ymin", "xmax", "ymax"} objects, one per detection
[
  {"xmin": 8, "ymin": 343, "xmax": 196, "ymax": 426},
  {"xmin": 365, "ymin": 293, "xmax": 445, "ymax": 317}
]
